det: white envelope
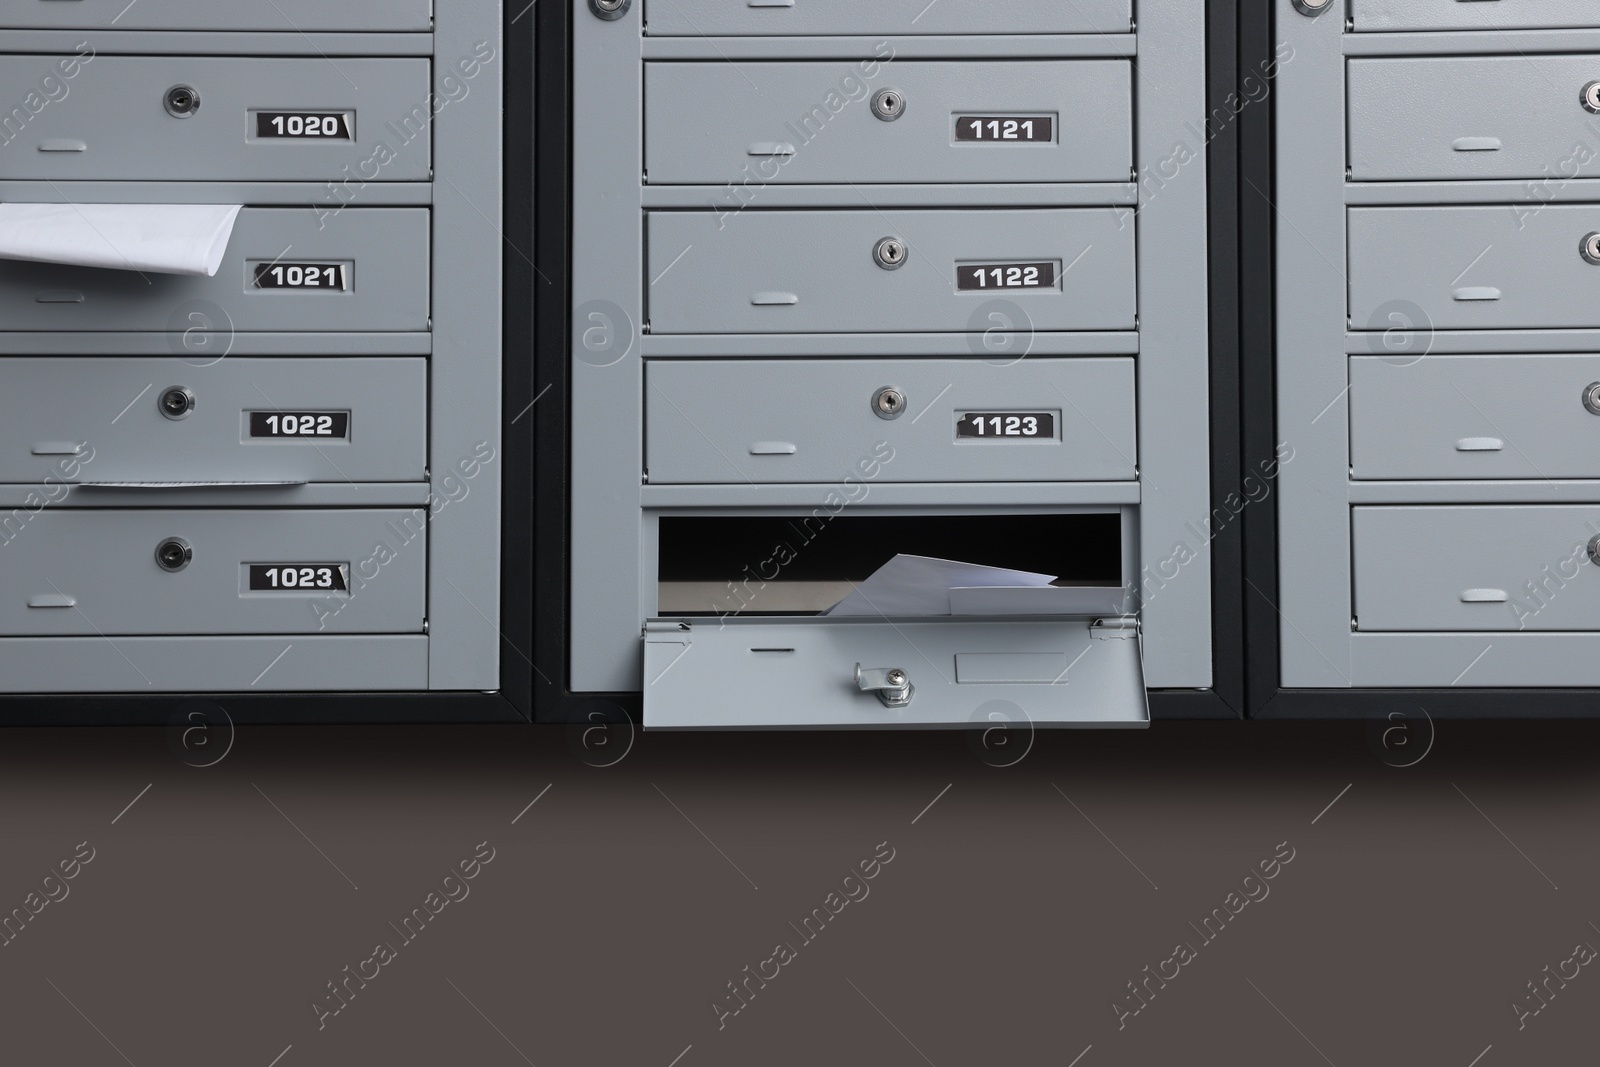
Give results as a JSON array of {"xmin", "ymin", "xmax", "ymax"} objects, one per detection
[{"xmin": 0, "ymin": 203, "xmax": 243, "ymax": 277}]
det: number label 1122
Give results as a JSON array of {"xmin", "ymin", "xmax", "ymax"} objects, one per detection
[{"xmin": 956, "ymin": 262, "xmax": 1057, "ymax": 291}]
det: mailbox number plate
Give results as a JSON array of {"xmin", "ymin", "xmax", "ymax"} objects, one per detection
[
  {"xmin": 253, "ymin": 263, "xmax": 348, "ymax": 290},
  {"xmin": 955, "ymin": 116, "xmax": 1054, "ymax": 143},
  {"xmin": 248, "ymin": 412, "xmax": 351, "ymax": 439},
  {"xmin": 957, "ymin": 262, "xmax": 1056, "ymax": 291},
  {"xmin": 255, "ymin": 112, "xmax": 352, "ymax": 140},
  {"xmin": 248, "ymin": 564, "xmax": 349, "ymax": 592},
  {"xmin": 956, "ymin": 412, "xmax": 1055, "ymax": 439}
]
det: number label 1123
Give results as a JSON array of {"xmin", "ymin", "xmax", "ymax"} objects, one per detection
[{"xmin": 956, "ymin": 412, "xmax": 1056, "ymax": 441}]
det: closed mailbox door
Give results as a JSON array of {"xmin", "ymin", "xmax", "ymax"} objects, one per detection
[
  {"xmin": 643, "ymin": 0, "xmax": 1131, "ymax": 36},
  {"xmin": 645, "ymin": 61, "xmax": 1131, "ymax": 185},
  {"xmin": 1349, "ymin": 206, "xmax": 1600, "ymax": 330},
  {"xmin": 1353, "ymin": 506, "xmax": 1600, "ymax": 631},
  {"xmin": 1351, "ymin": 354, "xmax": 1600, "ymax": 479},
  {"xmin": 1351, "ymin": 0, "xmax": 1598, "ymax": 32},
  {"xmin": 0, "ymin": 358, "xmax": 427, "ymax": 485},
  {"xmin": 1349, "ymin": 57, "xmax": 1600, "ymax": 181},
  {"xmin": 646, "ymin": 209, "xmax": 1135, "ymax": 334},
  {"xmin": 0, "ymin": 56, "xmax": 431, "ymax": 182},
  {"xmin": 646, "ymin": 358, "xmax": 1136, "ymax": 484},
  {"xmin": 0, "ymin": 207, "xmax": 430, "ymax": 332},
  {"xmin": 3, "ymin": 1, "xmax": 432, "ymax": 30},
  {"xmin": 0, "ymin": 509, "xmax": 426, "ymax": 635}
]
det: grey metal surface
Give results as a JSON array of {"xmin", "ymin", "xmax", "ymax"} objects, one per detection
[
  {"xmin": 1353, "ymin": 505, "xmax": 1600, "ymax": 632},
  {"xmin": 644, "ymin": 60, "xmax": 1131, "ymax": 185},
  {"xmin": 0, "ymin": 357, "xmax": 426, "ymax": 485},
  {"xmin": 1, "ymin": 1, "xmax": 432, "ymax": 31},
  {"xmin": 1129, "ymin": 0, "xmax": 1211, "ymax": 688},
  {"xmin": 645, "ymin": 208, "xmax": 1136, "ymax": 334},
  {"xmin": 0, "ymin": 55, "xmax": 430, "ymax": 181},
  {"xmin": 0, "ymin": 332, "xmax": 432, "ymax": 355},
  {"xmin": 0, "ymin": 207, "xmax": 430, "ymax": 332},
  {"xmin": 1275, "ymin": 0, "xmax": 1354, "ymax": 687},
  {"xmin": 645, "ymin": 358, "xmax": 1135, "ymax": 484},
  {"xmin": 1351, "ymin": 354, "xmax": 1600, "ymax": 480},
  {"xmin": 1349, "ymin": 56, "xmax": 1600, "ymax": 181},
  {"xmin": 0, "ymin": 181, "xmax": 431, "ymax": 206},
  {"xmin": 642, "ymin": 617, "xmax": 1148, "ymax": 728},
  {"xmin": 1351, "ymin": 632, "xmax": 1600, "ymax": 686},
  {"xmin": 0, "ymin": 635, "xmax": 427, "ymax": 691},
  {"xmin": 426, "ymin": 0, "xmax": 503, "ymax": 690},
  {"xmin": 641, "ymin": 331, "xmax": 1138, "ymax": 356},
  {"xmin": 1349, "ymin": 206, "xmax": 1600, "ymax": 331},
  {"xmin": 641, "ymin": 0, "xmax": 1131, "ymax": 37},
  {"xmin": 0, "ymin": 508, "xmax": 426, "ymax": 636},
  {"xmin": 1350, "ymin": 0, "xmax": 1599, "ymax": 32}
]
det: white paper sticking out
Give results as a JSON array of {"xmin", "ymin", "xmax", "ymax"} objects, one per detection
[
  {"xmin": 948, "ymin": 585, "xmax": 1130, "ymax": 617},
  {"xmin": 0, "ymin": 203, "xmax": 243, "ymax": 276},
  {"xmin": 824, "ymin": 554, "xmax": 1057, "ymax": 617}
]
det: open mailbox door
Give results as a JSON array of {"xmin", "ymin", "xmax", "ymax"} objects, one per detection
[{"xmin": 643, "ymin": 616, "xmax": 1149, "ymax": 730}]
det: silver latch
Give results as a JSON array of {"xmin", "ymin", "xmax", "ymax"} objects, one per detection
[{"xmin": 855, "ymin": 663, "xmax": 913, "ymax": 708}]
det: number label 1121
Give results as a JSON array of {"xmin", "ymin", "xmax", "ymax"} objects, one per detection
[
  {"xmin": 954, "ymin": 115, "xmax": 1054, "ymax": 143},
  {"xmin": 956, "ymin": 412, "xmax": 1056, "ymax": 441}
]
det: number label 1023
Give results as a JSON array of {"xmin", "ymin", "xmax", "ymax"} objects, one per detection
[
  {"xmin": 248, "ymin": 564, "xmax": 349, "ymax": 592},
  {"xmin": 956, "ymin": 412, "xmax": 1056, "ymax": 441}
]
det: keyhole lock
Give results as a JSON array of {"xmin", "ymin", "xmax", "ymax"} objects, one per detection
[
  {"xmin": 1582, "ymin": 232, "xmax": 1600, "ymax": 265},
  {"xmin": 164, "ymin": 85, "xmax": 200, "ymax": 118},
  {"xmin": 1589, "ymin": 534, "xmax": 1600, "ymax": 567},
  {"xmin": 1583, "ymin": 82, "xmax": 1600, "ymax": 115},
  {"xmin": 589, "ymin": 0, "xmax": 630, "ymax": 18},
  {"xmin": 1290, "ymin": 0, "xmax": 1332, "ymax": 14},
  {"xmin": 1583, "ymin": 382, "xmax": 1600, "ymax": 416},
  {"xmin": 871, "ymin": 386, "xmax": 906, "ymax": 420},
  {"xmin": 159, "ymin": 386, "xmax": 195, "ymax": 420},
  {"xmin": 873, "ymin": 236, "xmax": 908, "ymax": 270},
  {"xmin": 155, "ymin": 537, "xmax": 192, "ymax": 573},
  {"xmin": 871, "ymin": 89, "xmax": 906, "ymax": 122}
]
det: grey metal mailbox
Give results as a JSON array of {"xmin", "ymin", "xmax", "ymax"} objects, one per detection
[
  {"xmin": 0, "ymin": 0, "xmax": 512, "ymax": 708},
  {"xmin": 567, "ymin": 0, "xmax": 1215, "ymax": 727}
]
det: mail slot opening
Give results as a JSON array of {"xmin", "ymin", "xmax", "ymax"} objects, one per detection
[{"xmin": 656, "ymin": 513, "xmax": 1124, "ymax": 617}]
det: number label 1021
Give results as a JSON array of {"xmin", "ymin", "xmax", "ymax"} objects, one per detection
[
  {"xmin": 253, "ymin": 262, "xmax": 348, "ymax": 290},
  {"xmin": 956, "ymin": 412, "xmax": 1056, "ymax": 441}
]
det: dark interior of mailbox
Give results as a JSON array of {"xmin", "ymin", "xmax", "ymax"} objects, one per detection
[{"xmin": 657, "ymin": 514, "xmax": 1123, "ymax": 616}]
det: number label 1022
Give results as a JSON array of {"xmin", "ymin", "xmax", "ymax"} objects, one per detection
[
  {"xmin": 247, "ymin": 564, "xmax": 349, "ymax": 592},
  {"xmin": 956, "ymin": 412, "xmax": 1056, "ymax": 441},
  {"xmin": 248, "ymin": 411, "xmax": 350, "ymax": 440}
]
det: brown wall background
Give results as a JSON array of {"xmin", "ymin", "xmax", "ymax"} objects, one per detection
[{"xmin": 0, "ymin": 720, "xmax": 1593, "ymax": 1066}]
